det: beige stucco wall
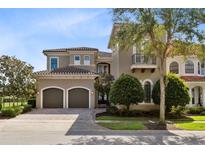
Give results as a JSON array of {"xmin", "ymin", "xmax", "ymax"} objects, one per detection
[
  {"xmin": 166, "ymin": 55, "xmax": 201, "ymax": 76},
  {"xmin": 47, "ymin": 55, "xmax": 70, "ymax": 71},
  {"xmin": 111, "ymin": 49, "xmax": 119, "ymax": 79},
  {"xmin": 46, "ymin": 52, "xmax": 99, "ymax": 72},
  {"xmin": 111, "ymin": 47, "xmax": 160, "ymax": 86},
  {"xmin": 36, "ymin": 78, "xmax": 96, "ymax": 109},
  {"xmin": 69, "ymin": 53, "xmax": 95, "ymax": 65}
]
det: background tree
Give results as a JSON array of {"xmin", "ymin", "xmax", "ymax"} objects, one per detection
[
  {"xmin": 152, "ymin": 73, "xmax": 190, "ymax": 112},
  {"xmin": 94, "ymin": 73, "xmax": 114, "ymax": 104},
  {"xmin": 109, "ymin": 74, "xmax": 144, "ymax": 110},
  {"xmin": 112, "ymin": 8, "xmax": 205, "ymax": 124},
  {"xmin": 0, "ymin": 55, "xmax": 36, "ymax": 101}
]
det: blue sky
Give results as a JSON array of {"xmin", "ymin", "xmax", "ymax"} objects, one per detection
[{"xmin": 0, "ymin": 9, "xmax": 113, "ymax": 71}]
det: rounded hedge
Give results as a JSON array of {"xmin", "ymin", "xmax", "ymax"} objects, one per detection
[
  {"xmin": 152, "ymin": 73, "xmax": 190, "ymax": 111},
  {"xmin": 1, "ymin": 107, "xmax": 17, "ymax": 117},
  {"xmin": 109, "ymin": 74, "xmax": 144, "ymax": 110}
]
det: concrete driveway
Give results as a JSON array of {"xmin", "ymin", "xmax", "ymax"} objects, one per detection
[
  {"xmin": 0, "ymin": 109, "xmax": 205, "ymax": 145},
  {"xmin": 0, "ymin": 108, "xmax": 106, "ymax": 145}
]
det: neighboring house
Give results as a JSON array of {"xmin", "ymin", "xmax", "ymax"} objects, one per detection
[
  {"xmin": 36, "ymin": 47, "xmax": 112, "ymax": 109},
  {"xmin": 108, "ymin": 24, "xmax": 205, "ymax": 107},
  {"xmin": 36, "ymin": 24, "xmax": 205, "ymax": 109}
]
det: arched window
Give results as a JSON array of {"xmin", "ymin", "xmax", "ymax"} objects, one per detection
[
  {"xmin": 185, "ymin": 60, "xmax": 194, "ymax": 74},
  {"xmin": 144, "ymin": 81, "xmax": 151, "ymax": 103},
  {"xmin": 169, "ymin": 62, "xmax": 179, "ymax": 74}
]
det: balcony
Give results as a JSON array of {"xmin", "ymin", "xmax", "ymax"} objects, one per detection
[{"xmin": 131, "ymin": 53, "xmax": 157, "ymax": 72}]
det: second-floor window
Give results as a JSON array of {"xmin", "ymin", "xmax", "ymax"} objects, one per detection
[
  {"xmin": 50, "ymin": 57, "xmax": 58, "ymax": 71},
  {"xmin": 185, "ymin": 60, "xmax": 194, "ymax": 74},
  {"xmin": 169, "ymin": 61, "xmax": 179, "ymax": 74},
  {"xmin": 74, "ymin": 55, "xmax": 80, "ymax": 65},
  {"xmin": 84, "ymin": 55, "xmax": 90, "ymax": 65}
]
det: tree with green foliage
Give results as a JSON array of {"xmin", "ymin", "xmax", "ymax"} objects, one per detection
[
  {"xmin": 112, "ymin": 8, "xmax": 205, "ymax": 124},
  {"xmin": 109, "ymin": 74, "xmax": 144, "ymax": 110},
  {"xmin": 94, "ymin": 73, "xmax": 114, "ymax": 104},
  {"xmin": 0, "ymin": 55, "xmax": 36, "ymax": 101},
  {"xmin": 152, "ymin": 73, "xmax": 190, "ymax": 112}
]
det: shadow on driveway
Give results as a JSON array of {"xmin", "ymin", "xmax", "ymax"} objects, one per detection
[{"xmin": 61, "ymin": 134, "xmax": 205, "ymax": 145}]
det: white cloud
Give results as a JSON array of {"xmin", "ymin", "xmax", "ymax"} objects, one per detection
[{"xmin": 30, "ymin": 9, "xmax": 111, "ymax": 38}]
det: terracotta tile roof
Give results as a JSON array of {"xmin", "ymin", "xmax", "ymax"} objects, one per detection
[
  {"xmin": 35, "ymin": 66, "xmax": 97, "ymax": 75},
  {"xmin": 180, "ymin": 76, "xmax": 205, "ymax": 82},
  {"xmin": 98, "ymin": 51, "xmax": 112, "ymax": 57},
  {"xmin": 43, "ymin": 47, "xmax": 99, "ymax": 52}
]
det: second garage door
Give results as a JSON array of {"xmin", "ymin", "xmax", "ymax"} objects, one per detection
[{"xmin": 68, "ymin": 88, "xmax": 89, "ymax": 108}]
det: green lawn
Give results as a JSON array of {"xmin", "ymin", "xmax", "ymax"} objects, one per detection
[
  {"xmin": 96, "ymin": 115, "xmax": 147, "ymax": 130},
  {"xmin": 172, "ymin": 115, "xmax": 205, "ymax": 130},
  {"xmin": 188, "ymin": 116, "xmax": 205, "ymax": 121},
  {"xmin": 98, "ymin": 121, "xmax": 145, "ymax": 130},
  {"xmin": 175, "ymin": 122, "xmax": 205, "ymax": 130},
  {"xmin": 96, "ymin": 115, "xmax": 205, "ymax": 130}
]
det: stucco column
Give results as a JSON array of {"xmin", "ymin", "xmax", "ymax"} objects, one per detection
[
  {"xmin": 64, "ymin": 89, "xmax": 67, "ymax": 108},
  {"xmin": 202, "ymin": 87, "xmax": 205, "ymax": 107},
  {"xmin": 189, "ymin": 87, "xmax": 192, "ymax": 107}
]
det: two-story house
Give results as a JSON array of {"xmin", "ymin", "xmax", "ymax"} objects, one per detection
[
  {"xmin": 109, "ymin": 24, "xmax": 205, "ymax": 108},
  {"xmin": 36, "ymin": 24, "xmax": 205, "ymax": 109},
  {"xmin": 36, "ymin": 47, "xmax": 112, "ymax": 109}
]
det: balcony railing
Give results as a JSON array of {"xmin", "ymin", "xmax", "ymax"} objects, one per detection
[{"xmin": 132, "ymin": 53, "xmax": 156, "ymax": 65}]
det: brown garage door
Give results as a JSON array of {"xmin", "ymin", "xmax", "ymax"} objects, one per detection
[
  {"xmin": 43, "ymin": 88, "xmax": 63, "ymax": 108},
  {"xmin": 68, "ymin": 88, "xmax": 89, "ymax": 108}
]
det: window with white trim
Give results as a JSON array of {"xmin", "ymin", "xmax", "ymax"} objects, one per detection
[
  {"xmin": 50, "ymin": 57, "xmax": 58, "ymax": 71},
  {"xmin": 84, "ymin": 55, "xmax": 90, "ymax": 65},
  {"xmin": 185, "ymin": 60, "xmax": 194, "ymax": 74},
  {"xmin": 169, "ymin": 62, "xmax": 179, "ymax": 74},
  {"xmin": 74, "ymin": 55, "xmax": 80, "ymax": 65}
]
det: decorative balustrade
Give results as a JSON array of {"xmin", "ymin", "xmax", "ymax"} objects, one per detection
[{"xmin": 132, "ymin": 53, "xmax": 156, "ymax": 65}]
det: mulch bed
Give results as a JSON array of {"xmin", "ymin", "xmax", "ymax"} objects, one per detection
[
  {"xmin": 0, "ymin": 116, "xmax": 10, "ymax": 120},
  {"xmin": 144, "ymin": 122, "xmax": 180, "ymax": 130}
]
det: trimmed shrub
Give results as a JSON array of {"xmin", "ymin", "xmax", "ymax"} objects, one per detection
[
  {"xmin": 106, "ymin": 106, "xmax": 118, "ymax": 115},
  {"xmin": 169, "ymin": 106, "xmax": 185, "ymax": 118},
  {"xmin": 186, "ymin": 106, "xmax": 205, "ymax": 114},
  {"xmin": 1, "ymin": 107, "xmax": 17, "ymax": 117},
  {"xmin": 14, "ymin": 106, "xmax": 24, "ymax": 115},
  {"xmin": 27, "ymin": 98, "xmax": 36, "ymax": 108},
  {"xmin": 22, "ymin": 104, "xmax": 32, "ymax": 113},
  {"xmin": 109, "ymin": 74, "xmax": 144, "ymax": 110},
  {"xmin": 106, "ymin": 107, "xmax": 159, "ymax": 117},
  {"xmin": 152, "ymin": 73, "xmax": 190, "ymax": 111},
  {"xmin": 200, "ymin": 111, "xmax": 205, "ymax": 115},
  {"xmin": 0, "ymin": 103, "xmax": 2, "ymax": 110}
]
